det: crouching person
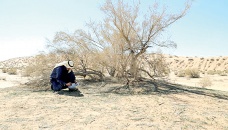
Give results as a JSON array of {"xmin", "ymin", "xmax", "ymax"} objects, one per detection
[{"xmin": 50, "ymin": 60, "xmax": 78, "ymax": 94}]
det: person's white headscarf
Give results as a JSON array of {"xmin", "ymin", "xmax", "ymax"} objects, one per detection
[{"xmin": 54, "ymin": 61, "xmax": 74, "ymax": 72}]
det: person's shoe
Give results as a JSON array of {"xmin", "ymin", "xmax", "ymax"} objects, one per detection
[
  {"xmin": 69, "ymin": 88, "xmax": 79, "ymax": 92},
  {"xmin": 53, "ymin": 90, "xmax": 64, "ymax": 95}
]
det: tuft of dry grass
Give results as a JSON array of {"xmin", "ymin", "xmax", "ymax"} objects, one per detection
[
  {"xmin": 176, "ymin": 68, "xmax": 200, "ymax": 78},
  {"xmin": 198, "ymin": 76, "xmax": 212, "ymax": 88},
  {"xmin": 185, "ymin": 68, "xmax": 200, "ymax": 78},
  {"xmin": 0, "ymin": 76, "xmax": 6, "ymax": 80}
]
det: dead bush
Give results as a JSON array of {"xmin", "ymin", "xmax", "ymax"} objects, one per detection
[
  {"xmin": 207, "ymin": 70, "xmax": 216, "ymax": 75},
  {"xmin": 2, "ymin": 67, "xmax": 17, "ymax": 75},
  {"xmin": 176, "ymin": 68, "xmax": 200, "ymax": 78},
  {"xmin": 2, "ymin": 68, "xmax": 7, "ymax": 73},
  {"xmin": 225, "ymin": 69, "xmax": 228, "ymax": 73},
  {"xmin": 23, "ymin": 53, "xmax": 59, "ymax": 90},
  {"xmin": 198, "ymin": 77, "xmax": 212, "ymax": 88},
  {"xmin": 0, "ymin": 76, "xmax": 6, "ymax": 80},
  {"xmin": 216, "ymin": 70, "xmax": 227, "ymax": 76},
  {"xmin": 177, "ymin": 70, "xmax": 185, "ymax": 77},
  {"xmin": 8, "ymin": 68, "xmax": 17, "ymax": 75},
  {"xmin": 185, "ymin": 68, "xmax": 200, "ymax": 78}
]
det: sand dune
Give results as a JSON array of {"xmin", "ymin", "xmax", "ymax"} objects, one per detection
[
  {"xmin": 0, "ymin": 56, "xmax": 34, "ymax": 68},
  {"xmin": 165, "ymin": 55, "xmax": 228, "ymax": 71}
]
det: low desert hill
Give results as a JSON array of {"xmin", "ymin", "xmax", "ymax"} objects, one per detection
[{"xmin": 0, "ymin": 56, "xmax": 34, "ymax": 68}]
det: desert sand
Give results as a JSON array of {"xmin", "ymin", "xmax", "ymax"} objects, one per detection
[
  {"xmin": 0, "ymin": 70, "xmax": 228, "ymax": 130},
  {"xmin": 164, "ymin": 55, "xmax": 228, "ymax": 92},
  {"xmin": 0, "ymin": 70, "xmax": 28, "ymax": 89},
  {"xmin": 0, "ymin": 55, "xmax": 228, "ymax": 130},
  {"xmin": 167, "ymin": 72, "xmax": 228, "ymax": 92}
]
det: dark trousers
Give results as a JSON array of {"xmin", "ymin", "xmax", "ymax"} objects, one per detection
[{"xmin": 50, "ymin": 80, "xmax": 68, "ymax": 91}]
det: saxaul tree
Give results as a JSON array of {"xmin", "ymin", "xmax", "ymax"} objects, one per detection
[
  {"xmin": 88, "ymin": 0, "xmax": 190, "ymax": 79},
  {"xmin": 50, "ymin": 0, "xmax": 191, "ymax": 83}
]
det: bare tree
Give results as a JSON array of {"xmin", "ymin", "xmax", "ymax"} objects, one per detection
[{"xmin": 86, "ymin": 0, "xmax": 191, "ymax": 79}]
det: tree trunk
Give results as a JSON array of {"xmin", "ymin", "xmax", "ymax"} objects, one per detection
[{"xmin": 129, "ymin": 54, "xmax": 138, "ymax": 79}]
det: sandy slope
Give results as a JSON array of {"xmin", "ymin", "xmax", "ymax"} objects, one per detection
[
  {"xmin": 165, "ymin": 55, "xmax": 228, "ymax": 71},
  {"xmin": 0, "ymin": 84, "xmax": 228, "ymax": 130}
]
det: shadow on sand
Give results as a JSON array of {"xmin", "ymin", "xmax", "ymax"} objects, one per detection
[
  {"xmin": 157, "ymin": 82, "xmax": 228, "ymax": 100},
  {"xmin": 32, "ymin": 79, "xmax": 228, "ymax": 100},
  {"xmin": 48, "ymin": 89, "xmax": 84, "ymax": 97},
  {"xmin": 97, "ymin": 79, "xmax": 228, "ymax": 100}
]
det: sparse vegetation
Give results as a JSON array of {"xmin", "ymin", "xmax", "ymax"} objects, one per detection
[
  {"xmin": 198, "ymin": 76, "xmax": 212, "ymax": 88},
  {"xmin": 1, "ymin": 67, "xmax": 17, "ymax": 75},
  {"xmin": 0, "ymin": 76, "xmax": 6, "ymax": 80},
  {"xmin": 23, "ymin": 54, "xmax": 58, "ymax": 89},
  {"xmin": 216, "ymin": 70, "xmax": 227, "ymax": 76},
  {"xmin": 176, "ymin": 68, "xmax": 200, "ymax": 78},
  {"xmin": 188, "ymin": 58, "xmax": 194, "ymax": 61},
  {"xmin": 2, "ymin": 68, "xmax": 7, "ymax": 73},
  {"xmin": 7, "ymin": 68, "xmax": 17, "ymax": 75},
  {"xmin": 225, "ymin": 69, "xmax": 228, "ymax": 73},
  {"xmin": 207, "ymin": 70, "xmax": 216, "ymax": 75},
  {"xmin": 185, "ymin": 68, "xmax": 200, "ymax": 78},
  {"xmin": 177, "ymin": 70, "xmax": 185, "ymax": 77},
  {"xmin": 207, "ymin": 70, "xmax": 227, "ymax": 76},
  {"xmin": 201, "ymin": 70, "xmax": 205, "ymax": 74}
]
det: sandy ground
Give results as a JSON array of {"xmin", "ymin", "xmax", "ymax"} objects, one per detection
[
  {"xmin": 0, "ymin": 71, "xmax": 228, "ymax": 130},
  {"xmin": 0, "ymin": 85, "xmax": 228, "ymax": 130},
  {"xmin": 0, "ymin": 71, "xmax": 28, "ymax": 89},
  {"xmin": 167, "ymin": 72, "xmax": 228, "ymax": 92}
]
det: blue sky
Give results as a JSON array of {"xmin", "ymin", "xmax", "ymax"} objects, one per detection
[{"xmin": 0, "ymin": 0, "xmax": 227, "ymax": 61}]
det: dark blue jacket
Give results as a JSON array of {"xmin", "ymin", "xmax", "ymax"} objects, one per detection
[{"xmin": 50, "ymin": 65, "xmax": 75, "ymax": 91}]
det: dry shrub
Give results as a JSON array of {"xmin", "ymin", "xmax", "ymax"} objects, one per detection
[
  {"xmin": 177, "ymin": 70, "xmax": 185, "ymax": 77},
  {"xmin": 216, "ymin": 70, "xmax": 227, "ymax": 76},
  {"xmin": 198, "ymin": 76, "xmax": 212, "ymax": 88},
  {"xmin": 225, "ymin": 69, "xmax": 228, "ymax": 73},
  {"xmin": 201, "ymin": 70, "xmax": 205, "ymax": 74},
  {"xmin": 207, "ymin": 70, "xmax": 216, "ymax": 75},
  {"xmin": 174, "ymin": 71, "xmax": 178, "ymax": 75},
  {"xmin": 8, "ymin": 68, "xmax": 17, "ymax": 75},
  {"xmin": 2, "ymin": 67, "xmax": 17, "ymax": 75},
  {"xmin": 0, "ymin": 76, "xmax": 6, "ymax": 80},
  {"xmin": 2, "ymin": 68, "xmax": 7, "ymax": 73},
  {"xmin": 188, "ymin": 58, "xmax": 194, "ymax": 61},
  {"xmin": 207, "ymin": 70, "xmax": 227, "ymax": 76},
  {"xmin": 185, "ymin": 68, "xmax": 200, "ymax": 78},
  {"xmin": 24, "ymin": 53, "xmax": 61, "ymax": 90},
  {"xmin": 176, "ymin": 68, "xmax": 200, "ymax": 78}
]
